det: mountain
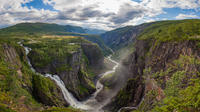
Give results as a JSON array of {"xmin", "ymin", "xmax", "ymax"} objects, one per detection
[
  {"xmin": 0, "ymin": 23, "xmax": 112, "ymax": 56},
  {"xmin": 100, "ymin": 24, "xmax": 151, "ymax": 51},
  {"xmin": 0, "ymin": 23, "xmax": 86, "ymax": 34},
  {"xmin": 0, "ymin": 23, "xmax": 106, "ymax": 35},
  {"xmin": 1, "ymin": 19, "xmax": 200, "ymax": 112},
  {"xmin": 85, "ymin": 28, "xmax": 106, "ymax": 34},
  {"xmin": 104, "ymin": 19, "xmax": 200, "ymax": 112},
  {"xmin": 101, "ymin": 23, "xmax": 153, "ymax": 60},
  {"xmin": 0, "ymin": 34, "xmax": 107, "ymax": 111}
]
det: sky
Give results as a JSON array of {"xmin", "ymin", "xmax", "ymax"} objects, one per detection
[{"xmin": 0, "ymin": 0, "xmax": 200, "ymax": 30}]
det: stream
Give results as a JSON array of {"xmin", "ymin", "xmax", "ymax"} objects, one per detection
[{"xmin": 19, "ymin": 42, "xmax": 119, "ymax": 112}]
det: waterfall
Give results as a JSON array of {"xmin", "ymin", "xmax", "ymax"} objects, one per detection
[
  {"xmin": 19, "ymin": 42, "xmax": 119, "ymax": 112},
  {"xmin": 45, "ymin": 74, "xmax": 91, "ymax": 110},
  {"xmin": 19, "ymin": 42, "xmax": 91, "ymax": 110}
]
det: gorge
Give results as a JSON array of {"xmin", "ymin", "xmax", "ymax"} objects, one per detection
[{"xmin": 0, "ymin": 19, "xmax": 200, "ymax": 112}]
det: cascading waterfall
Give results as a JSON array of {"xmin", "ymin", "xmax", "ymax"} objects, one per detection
[
  {"xmin": 19, "ymin": 42, "xmax": 119, "ymax": 112},
  {"xmin": 19, "ymin": 42, "xmax": 91, "ymax": 110},
  {"xmin": 45, "ymin": 74, "xmax": 90, "ymax": 110}
]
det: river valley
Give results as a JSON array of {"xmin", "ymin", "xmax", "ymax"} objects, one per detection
[{"xmin": 20, "ymin": 42, "xmax": 119, "ymax": 112}]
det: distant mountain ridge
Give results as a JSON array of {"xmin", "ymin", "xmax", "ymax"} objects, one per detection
[
  {"xmin": 0, "ymin": 22, "xmax": 106, "ymax": 35},
  {"xmin": 0, "ymin": 22, "xmax": 112, "ymax": 56},
  {"xmin": 85, "ymin": 28, "xmax": 106, "ymax": 34},
  {"xmin": 100, "ymin": 24, "xmax": 153, "ymax": 51}
]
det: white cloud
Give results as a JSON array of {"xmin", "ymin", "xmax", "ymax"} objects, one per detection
[
  {"xmin": 42, "ymin": 0, "xmax": 200, "ymax": 29},
  {"xmin": 0, "ymin": 0, "xmax": 58, "ymax": 28},
  {"xmin": 0, "ymin": 0, "xmax": 200, "ymax": 29},
  {"xmin": 176, "ymin": 13, "xmax": 198, "ymax": 19}
]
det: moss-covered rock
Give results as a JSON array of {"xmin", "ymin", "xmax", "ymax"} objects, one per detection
[
  {"xmin": 105, "ymin": 78, "xmax": 145, "ymax": 112},
  {"xmin": 0, "ymin": 104, "xmax": 16, "ymax": 112},
  {"xmin": 39, "ymin": 107, "xmax": 83, "ymax": 112},
  {"xmin": 26, "ymin": 37, "xmax": 103, "ymax": 101},
  {"xmin": 32, "ymin": 75, "xmax": 68, "ymax": 107}
]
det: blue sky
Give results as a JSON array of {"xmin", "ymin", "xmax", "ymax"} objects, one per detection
[
  {"xmin": 23, "ymin": 0, "xmax": 55, "ymax": 11},
  {"xmin": 0, "ymin": 0, "xmax": 200, "ymax": 30}
]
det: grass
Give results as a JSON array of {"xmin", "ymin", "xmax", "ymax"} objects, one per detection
[
  {"xmin": 139, "ymin": 19, "xmax": 200, "ymax": 42},
  {"xmin": 39, "ymin": 107, "xmax": 83, "ymax": 112}
]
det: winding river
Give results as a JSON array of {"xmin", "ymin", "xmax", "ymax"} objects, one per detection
[{"xmin": 19, "ymin": 42, "xmax": 119, "ymax": 112}]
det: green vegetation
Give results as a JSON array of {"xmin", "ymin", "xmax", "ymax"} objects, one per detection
[
  {"xmin": 100, "ymin": 73, "xmax": 114, "ymax": 88},
  {"xmin": 112, "ymin": 78, "xmax": 143, "ymax": 109},
  {"xmin": 0, "ymin": 41, "xmax": 43, "ymax": 111},
  {"xmin": 152, "ymin": 78, "xmax": 200, "ymax": 112},
  {"xmin": 0, "ymin": 23, "xmax": 85, "ymax": 34},
  {"xmin": 26, "ymin": 36, "xmax": 83, "ymax": 69},
  {"xmin": 0, "ymin": 23, "xmax": 111, "ymax": 56},
  {"xmin": 0, "ymin": 38, "xmax": 89, "ymax": 111},
  {"xmin": 136, "ymin": 55, "xmax": 200, "ymax": 112},
  {"xmin": 0, "ymin": 104, "xmax": 16, "ymax": 112},
  {"xmin": 40, "ymin": 107, "xmax": 83, "ymax": 112},
  {"xmin": 130, "ymin": 19, "xmax": 200, "ymax": 112},
  {"xmin": 78, "ymin": 84, "xmax": 89, "ymax": 95},
  {"xmin": 150, "ymin": 55, "xmax": 200, "ymax": 112},
  {"xmin": 101, "ymin": 25, "xmax": 134, "ymax": 51},
  {"xmin": 139, "ymin": 19, "xmax": 200, "ymax": 42},
  {"xmin": 32, "ymin": 75, "xmax": 66, "ymax": 106}
]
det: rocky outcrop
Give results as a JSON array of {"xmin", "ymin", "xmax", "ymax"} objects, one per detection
[
  {"xmin": 32, "ymin": 75, "xmax": 68, "ymax": 107},
  {"xmin": 2, "ymin": 43, "xmax": 22, "ymax": 70},
  {"xmin": 0, "ymin": 42, "xmax": 69, "ymax": 111},
  {"xmin": 81, "ymin": 43, "xmax": 104, "ymax": 70},
  {"xmin": 106, "ymin": 39, "xmax": 200, "ymax": 112},
  {"xmin": 104, "ymin": 40, "xmax": 149, "ymax": 112},
  {"xmin": 101, "ymin": 23, "xmax": 152, "ymax": 51},
  {"xmin": 29, "ymin": 43, "xmax": 104, "ymax": 101}
]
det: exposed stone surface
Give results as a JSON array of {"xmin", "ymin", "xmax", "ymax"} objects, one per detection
[
  {"xmin": 29, "ymin": 43, "xmax": 104, "ymax": 101},
  {"xmin": 101, "ymin": 23, "xmax": 152, "ymax": 51},
  {"xmin": 32, "ymin": 75, "xmax": 69, "ymax": 107},
  {"xmin": 3, "ymin": 43, "xmax": 22, "ymax": 69},
  {"xmin": 105, "ymin": 39, "xmax": 200, "ymax": 112},
  {"xmin": 1, "ymin": 43, "xmax": 68, "ymax": 109}
]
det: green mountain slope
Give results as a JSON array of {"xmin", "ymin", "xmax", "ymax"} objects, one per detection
[
  {"xmin": 0, "ymin": 23, "xmax": 111, "ymax": 56},
  {"xmin": 105, "ymin": 19, "xmax": 200, "ymax": 112},
  {"xmin": 0, "ymin": 34, "xmax": 105, "ymax": 111},
  {"xmin": 139, "ymin": 19, "xmax": 200, "ymax": 41},
  {"xmin": 101, "ymin": 23, "xmax": 152, "ymax": 60},
  {"xmin": 0, "ymin": 23, "xmax": 86, "ymax": 34},
  {"xmin": 0, "ymin": 38, "xmax": 84, "ymax": 112}
]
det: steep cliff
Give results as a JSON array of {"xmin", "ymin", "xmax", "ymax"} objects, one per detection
[
  {"xmin": 101, "ymin": 23, "xmax": 152, "ymax": 60},
  {"xmin": 106, "ymin": 19, "xmax": 200, "ymax": 112},
  {"xmin": 27, "ymin": 38, "xmax": 104, "ymax": 101},
  {"xmin": 0, "ymin": 22, "xmax": 112, "ymax": 56},
  {"xmin": 101, "ymin": 23, "xmax": 153, "ymax": 51},
  {"xmin": 0, "ymin": 40, "xmax": 70, "ymax": 112}
]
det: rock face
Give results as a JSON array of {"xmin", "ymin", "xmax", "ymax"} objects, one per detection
[
  {"xmin": 0, "ymin": 42, "xmax": 68, "ymax": 110},
  {"xmin": 81, "ymin": 43, "xmax": 104, "ymax": 69},
  {"xmin": 105, "ymin": 40, "xmax": 148, "ymax": 112},
  {"xmin": 32, "ymin": 75, "xmax": 68, "ymax": 107},
  {"xmin": 29, "ymin": 43, "xmax": 104, "ymax": 101},
  {"xmin": 2, "ymin": 43, "xmax": 22, "ymax": 69},
  {"xmin": 106, "ymin": 39, "xmax": 200, "ymax": 112},
  {"xmin": 101, "ymin": 23, "xmax": 152, "ymax": 51}
]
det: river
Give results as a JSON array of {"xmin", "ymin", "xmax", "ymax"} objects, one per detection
[{"xmin": 19, "ymin": 42, "xmax": 119, "ymax": 112}]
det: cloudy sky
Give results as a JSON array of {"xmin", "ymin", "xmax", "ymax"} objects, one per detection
[{"xmin": 0, "ymin": 0, "xmax": 200, "ymax": 30}]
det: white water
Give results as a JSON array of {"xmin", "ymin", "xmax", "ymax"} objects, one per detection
[
  {"xmin": 19, "ymin": 42, "xmax": 119, "ymax": 112},
  {"xmin": 45, "ymin": 74, "xmax": 91, "ymax": 110},
  {"xmin": 82, "ymin": 55, "xmax": 119, "ymax": 112}
]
